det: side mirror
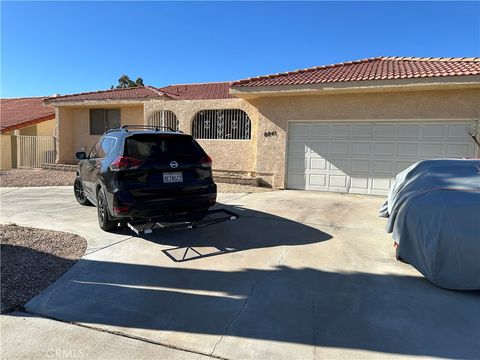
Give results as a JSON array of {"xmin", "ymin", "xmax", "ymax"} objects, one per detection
[{"xmin": 75, "ymin": 151, "xmax": 87, "ymax": 160}]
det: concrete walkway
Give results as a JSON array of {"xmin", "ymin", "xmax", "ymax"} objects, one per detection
[
  {"xmin": 1, "ymin": 187, "xmax": 479, "ymax": 359},
  {"xmin": 1, "ymin": 312, "xmax": 211, "ymax": 360}
]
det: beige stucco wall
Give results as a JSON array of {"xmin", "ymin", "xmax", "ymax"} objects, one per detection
[
  {"xmin": 36, "ymin": 119, "xmax": 56, "ymax": 136},
  {"xmin": 52, "ymin": 87, "xmax": 479, "ymax": 188},
  {"xmin": 0, "ymin": 119, "xmax": 55, "ymax": 169},
  {"xmin": 144, "ymin": 98, "xmax": 258, "ymax": 173},
  {"xmin": 244, "ymin": 89, "xmax": 480, "ymax": 188},
  {"xmin": 57, "ymin": 105, "xmax": 144, "ymax": 163},
  {"xmin": 17, "ymin": 125, "xmax": 36, "ymax": 136},
  {"xmin": 0, "ymin": 135, "xmax": 12, "ymax": 170},
  {"xmin": 250, "ymin": 88, "xmax": 480, "ymax": 187}
]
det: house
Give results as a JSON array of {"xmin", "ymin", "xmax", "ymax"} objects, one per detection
[
  {"xmin": 44, "ymin": 57, "xmax": 480, "ymax": 195},
  {"xmin": 1, "ymin": 97, "xmax": 56, "ymax": 169}
]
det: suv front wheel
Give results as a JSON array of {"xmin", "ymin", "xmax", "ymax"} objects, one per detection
[
  {"xmin": 97, "ymin": 188, "xmax": 118, "ymax": 232},
  {"xmin": 74, "ymin": 177, "xmax": 92, "ymax": 206}
]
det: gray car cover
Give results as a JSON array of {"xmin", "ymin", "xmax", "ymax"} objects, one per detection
[{"xmin": 379, "ymin": 159, "xmax": 480, "ymax": 290}]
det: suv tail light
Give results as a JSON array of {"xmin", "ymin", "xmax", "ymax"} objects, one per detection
[
  {"xmin": 110, "ymin": 156, "xmax": 142, "ymax": 171},
  {"xmin": 200, "ymin": 155, "xmax": 212, "ymax": 168}
]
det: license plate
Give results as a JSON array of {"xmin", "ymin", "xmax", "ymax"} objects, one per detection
[{"xmin": 163, "ymin": 172, "xmax": 183, "ymax": 183}]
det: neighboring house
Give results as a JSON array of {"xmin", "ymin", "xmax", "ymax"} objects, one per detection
[
  {"xmin": 1, "ymin": 97, "xmax": 56, "ymax": 169},
  {"xmin": 44, "ymin": 56, "xmax": 480, "ymax": 195}
]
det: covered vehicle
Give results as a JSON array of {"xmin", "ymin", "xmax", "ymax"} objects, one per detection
[{"xmin": 379, "ymin": 159, "xmax": 480, "ymax": 290}]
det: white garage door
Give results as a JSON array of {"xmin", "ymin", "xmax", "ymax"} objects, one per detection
[{"xmin": 287, "ymin": 121, "xmax": 476, "ymax": 195}]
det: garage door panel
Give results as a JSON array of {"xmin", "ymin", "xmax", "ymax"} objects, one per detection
[
  {"xmin": 422, "ymin": 124, "xmax": 444, "ymax": 138},
  {"xmin": 372, "ymin": 160, "xmax": 393, "ymax": 174},
  {"xmin": 396, "ymin": 161, "xmax": 414, "ymax": 173},
  {"xmin": 352, "ymin": 124, "xmax": 373, "ymax": 138},
  {"xmin": 287, "ymin": 173, "xmax": 306, "ymax": 189},
  {"xmin": 448, "ymin": 124, "xmax": 470, "ymax": 139},
  {"xmin": 398, "ymin": 124, "xmax": 420, "ymax": 138},
  {"xmin": 351, "ymin": 159, "xmax": 370, "ymax": 173},
  {"xmin": 288, "ymin": 156, "xmax": 307, "ymax": 171},
  {"xmin": 447, "ymin": 144, "xmax": 472, "ymax": 157},
  {"xmin": 290, "ymin": 124, "xmax": 310, "ymax": 138},
  {"xmin": 374, "ymin": 124, "xmax": 396, "ymax": 138},
  {"xmin": 352, "ymin": 143, "xmax": 372, "ymax": 155},
  {"xmin": 307, "ymin": 142, "xmax": 329, "ymax": 155},
  {"xmin": 308, "ymin": 174, "xmax": 326, "ymax": 187},
  {"xmin": 329, "ymin": 175, "xmax": 348, "ymax": 189},
  {"xmin": 309, "ymin": 158, "xmax": 327, "ymax": 171},
  {"xmin": 350, "ymin": 177, "xmax": 369, "ymax": 192},
  {"xmin": 310, "ymin": 125, "xmax": 330, "ymax": 138},
  {"xmin": 372, "ymin": 178, "xmax": 393, "ymax": 191},
  {"xmin": 329, "ymin": 159, "xmax": 349, "ymax": 173},
  {"xmin": 397, "ymin": 143, "xmax": 419, "ymax": 157},
  {"xmin": 287, "ymin": 121, "xmax": 473, "ymax": 195},
  {"xmin": 421, "ymin": 143, "xmax": 444, "ymax": 157},
  {"xmin": 289, "ymin": 142, "xmax": 308, "ymax": 155},
  {"xmin": 330, "ymin": 142, "xmax": 349, "ymax": 155},
  {"xmin": 374, "ymin": 143, "xmax": 394, "ymax": 156},
  {"xmin": 331, "ymin": 125, "xmax": 350, "ymax": 138}
]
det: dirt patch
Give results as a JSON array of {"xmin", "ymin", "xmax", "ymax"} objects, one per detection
[
  {"xmin": 0, "ymin": 224, "xmax": 87, "ymax": 313},
  {"xmin": 0, "ymin": 169, "xmax": 75, "ymax": 187}
]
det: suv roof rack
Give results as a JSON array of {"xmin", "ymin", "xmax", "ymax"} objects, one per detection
[{"xmin": 104, "ymin": 125, "xmax": 183, "ymax": 134}]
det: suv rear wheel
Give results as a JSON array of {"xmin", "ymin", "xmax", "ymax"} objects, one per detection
[
  {"xmin": 74, "ymin": 177, "xmax": 92, "ymax": 206},
  {"xmin": 97, "ymin": 188, "xmax": 118, "ymax": 232}
]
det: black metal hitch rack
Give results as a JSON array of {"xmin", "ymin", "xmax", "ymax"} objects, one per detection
[{"xmin": 126, "ymin": 208, "xmax": 239, "ymax": 235}]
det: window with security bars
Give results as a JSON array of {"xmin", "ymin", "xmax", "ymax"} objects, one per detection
[
  {"xmin": 148, "ymin": 110, "xmax": 179, "ymax": 131},
  {"xmin": 192, "ymin": 109, "xmax": 251, "ymax": 140}
]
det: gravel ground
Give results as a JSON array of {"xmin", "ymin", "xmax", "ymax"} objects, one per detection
[
  {"xmin": 0, "ymin": 169, "xmax": 75, "ymax": 187},
  {"xmin": 0, "ymin": 224, "xmax": 87, "ymax": 313},
  {"xmin": 0, "ymin": 169, "xmax": 274, "ymax": 193},
  {"xmin": 216, "ymin": 182, "xmax": 273, "ymax": 193}
]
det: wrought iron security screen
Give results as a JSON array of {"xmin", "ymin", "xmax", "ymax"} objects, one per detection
[
  {"xmin": 192, "ymin": 109, "xmax": 251, "ymax": 140},
  {"xmin": 148, "ymin": 110, "xmax": 179, "ymax": 131}
]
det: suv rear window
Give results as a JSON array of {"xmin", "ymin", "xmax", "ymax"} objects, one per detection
[{"xmin": 124, "ymin": 134, "xmax": 203, "ymax": 160}]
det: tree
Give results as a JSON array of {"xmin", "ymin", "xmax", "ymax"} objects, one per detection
[{"xmin": 112, "ymin": 75, "xmax": 144, "ymax": 89}]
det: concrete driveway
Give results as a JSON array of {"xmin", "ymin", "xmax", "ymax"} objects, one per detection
[{"xmin": 1, "ymin": 187, "xmax": 479, "ymax": 359}]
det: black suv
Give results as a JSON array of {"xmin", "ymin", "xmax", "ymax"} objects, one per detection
[{"xmin": 74, "ymin": 125, "xmax": 217, "ymax": 231}]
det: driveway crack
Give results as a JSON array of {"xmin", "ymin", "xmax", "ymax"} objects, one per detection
[
  {"xmin": 85, "ymin": 236, "xmax": 134, "ymax": 256},
  {"xmin": 20, "ymin": 310, "xmax": 230, "ymax": 360},
  {"xmin": 223, "ymin": 192, "xmax": 252, "ymax": 204},
  {"xmin": 276, "ymin": 248, "xmax": 289, "ymax": 265},
  {"xmin": 210, "ymin": 277, "xmax": 263, "ymax": 356}
]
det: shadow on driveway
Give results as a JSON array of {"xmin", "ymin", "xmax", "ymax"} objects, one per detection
[
  {"xmin": 6, "ymin": 204, "xmax": 480, "ymax": 359},
  {"xmin": 135, "ymin": 203, "xmax": 332, "ymax": 261}
]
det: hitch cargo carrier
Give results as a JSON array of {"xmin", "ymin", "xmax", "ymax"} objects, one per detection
[{"xmin": 126, "ymin": 208, "xmax": 239, "ymax": 235}]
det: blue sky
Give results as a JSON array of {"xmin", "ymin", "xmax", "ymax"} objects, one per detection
[{"xmin": 1, "ymin": 1, "xmax": 479, "ymax": 98}]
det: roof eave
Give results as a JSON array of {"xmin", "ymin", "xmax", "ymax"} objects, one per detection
[
  {"xmin": 43, "ymin": 98, "xmax": 156, "ymax": 107},
  {"xmin": 230, "ymin": 75, "xmax": 480, "ymax": 99},
  {"xmin": 0, "ymin": 113, "xmax": 56, "ymax": 134}
]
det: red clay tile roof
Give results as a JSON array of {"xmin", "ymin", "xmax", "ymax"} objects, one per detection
[
  {"xmin": 1, "ymin": 97, "xmax": 55, "ymax": 133},
  {"xmin": 157, "ymin": 82, "xmax": 234, "ymax": 100},
  {"xmin": 230, "ymin": 57, "xmax": 480, "ymax": 87},
  {"xmin": 44, "ymin": 86, "xmax": 166, "ymax": 103},
  {"xmin": 44, "ymin": 83, "xmax": 234, "ymax": 103}
]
